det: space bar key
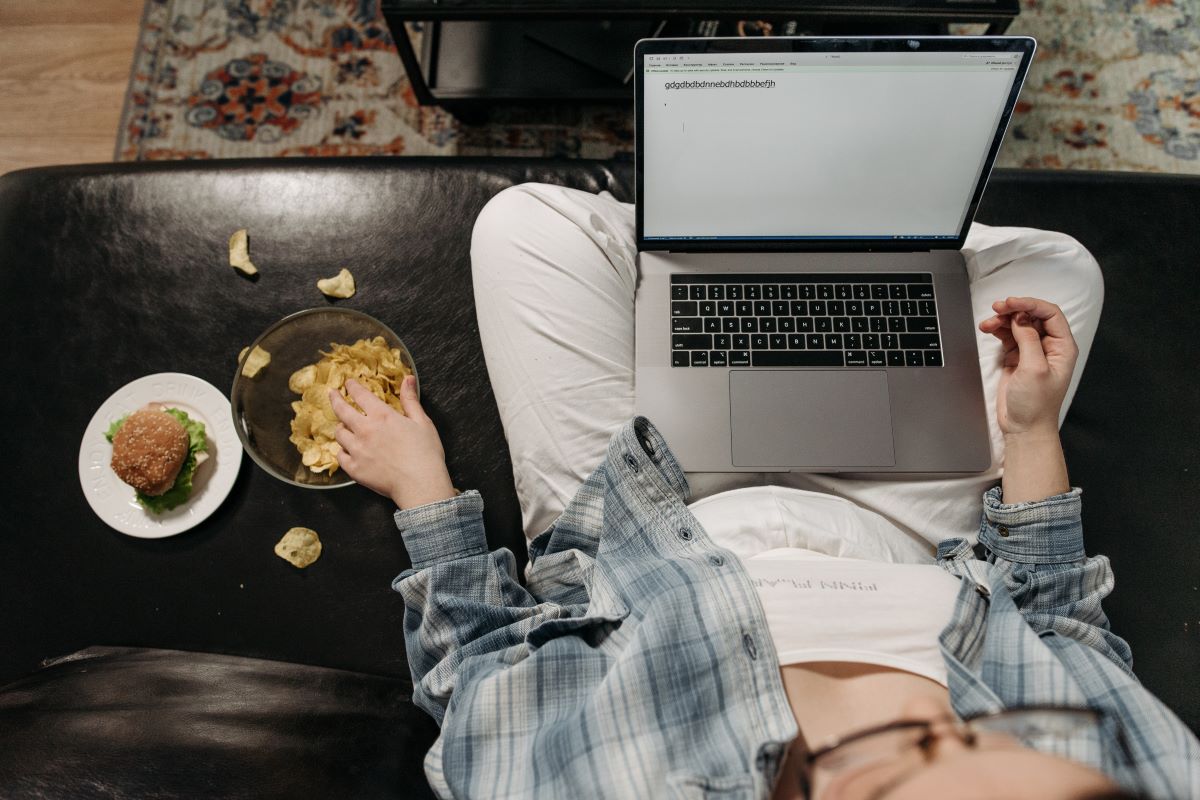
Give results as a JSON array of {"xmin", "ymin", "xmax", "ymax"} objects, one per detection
[{"xmin": 751, "ymin": 351, "xmax": 845, "ymax": 367}]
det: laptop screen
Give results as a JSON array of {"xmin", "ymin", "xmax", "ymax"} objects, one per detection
[{"xmin": 636, "ymin": 38, "xmax": 1035, "ymax": 251}]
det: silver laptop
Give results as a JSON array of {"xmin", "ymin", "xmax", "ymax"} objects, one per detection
[{"xmin": 633, "ymin": 35, "xmax": 1036, "ymax": 473}]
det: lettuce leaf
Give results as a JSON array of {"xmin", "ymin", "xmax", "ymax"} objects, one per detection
[
  {"xmin": 106, "ymin": 408, "xmax": 209, "ymax": 514},
  {"xmin": 164, "ymin": 407, "xmax": 208, "ymax": 455},
  {"xmin": 104, "ymin": 414, "xmax": 129, "ymax": 443},
  {"xmin": 138, "ymin": 452, "xmax": 199, "ymax": 514}
]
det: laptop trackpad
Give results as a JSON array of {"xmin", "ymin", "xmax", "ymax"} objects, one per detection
[{"xmin": 729, "ymin": 370, "xmax": 896, "ymax": 468}]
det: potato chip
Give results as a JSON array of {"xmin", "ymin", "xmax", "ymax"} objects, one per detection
[
  {"xmin": 288, "ymin": 364, "xmax": 317, "ymax": 394},
  {"xmin": 317, "ymin": 268, "xmax": 356, "ymax": 299},
  {"xmin": 287, "ymin": 336, "xmax": 412, "ymax": 475},
  {"xmin": 228, "ymin": 229, "xmax": 258, "ymax": 276},
  {"xmin": 240, "ymin": 345, "xmax": 271, "ymax": 378},
  {"xmin": 274, "ymin": 526, "xmax": 322, "ymax": 568}
]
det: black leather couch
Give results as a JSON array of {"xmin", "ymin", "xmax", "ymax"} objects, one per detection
[{"xmin": 1, "ymin": 160, "xmax": 1196, "ymax": 798}]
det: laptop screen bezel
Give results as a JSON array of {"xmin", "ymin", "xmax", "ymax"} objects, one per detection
[{"xmin": 634, "ymin": 36, "xmax": 1036, "ymax": 253}]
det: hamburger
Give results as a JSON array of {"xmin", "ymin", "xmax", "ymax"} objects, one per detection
[{"xmin": 106, "ymin": 404, "xmax": 209, "ymax": 513}]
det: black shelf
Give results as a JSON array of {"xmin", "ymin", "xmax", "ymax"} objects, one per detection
[
  {"xmin": 382, "ymin": 0, "xmax": 1018, "ymax": 20},
  {"xmin": 380, "ymin": 3, "xmax": 1020, "ymax": 113}
]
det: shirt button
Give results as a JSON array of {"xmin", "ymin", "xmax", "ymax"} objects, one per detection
[
  {"xmin": 678, "ymin": 527, "xmax": 693, "ymax": 542},
  {"xmin": 998, "ymin": 524, "xmax": 1010, "ymax": 537},
  {"xmin": 757, "ymin": 743, "xmax": 783, "ymax": 774},
  {"xmin": 708, "ymin": 554, "xmax": 725, "ymax": 567},
  {"xmin": 742, "ymin": 633, "xmax": 758, "ymax": 660},
  {"xmin": 623, "ymin": 452, "xmax": 640, "ymax": 473}
]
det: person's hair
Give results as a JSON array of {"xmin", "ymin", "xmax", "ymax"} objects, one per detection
[{"xmin": 1077, "ymin": 790, "xmax": 1148, "ymax": 800}]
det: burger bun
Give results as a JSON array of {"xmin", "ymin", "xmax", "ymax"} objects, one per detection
[{"xmin": 110, "ymin": 409, "xmax": 190, "ymax": 496}]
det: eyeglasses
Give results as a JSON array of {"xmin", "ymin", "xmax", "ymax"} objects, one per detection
[{"xmin": 800, "ymin": 706, "xmax": 1135, "ymax": 800}]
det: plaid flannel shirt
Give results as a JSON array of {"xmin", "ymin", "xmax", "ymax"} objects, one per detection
[{"xmin": 393, "ymin": 418, "xmax": 1199, "ymax": 799}]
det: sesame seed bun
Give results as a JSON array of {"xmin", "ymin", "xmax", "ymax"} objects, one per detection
[{"xmin": 110, "ymin": 409, "xmax": 189, "ymax": 496}]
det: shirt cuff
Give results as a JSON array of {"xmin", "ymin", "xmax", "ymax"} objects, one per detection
[
  {"xmin": 393, "ymin": 489, "xmax": 487, "ymax": 570},
  {"xmin": 978, "ymin": 485, "xmax": 1084, "ymax": 564}
]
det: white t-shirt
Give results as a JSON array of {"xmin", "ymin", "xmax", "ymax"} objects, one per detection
[
  {"xmin": 743, "ymin": 552, "xmax": 961, "ymax": 685},
  {"xmin": 688, "ymin": 486, "xmax": 963, "ymax": 686}
]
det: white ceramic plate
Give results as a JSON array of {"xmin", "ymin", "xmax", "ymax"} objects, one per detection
[{"xmin": 78, "ymin": 373, "xmax": 242, "ymax": 538}]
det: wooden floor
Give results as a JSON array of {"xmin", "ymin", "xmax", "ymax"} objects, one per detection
[{"xmin": 0, "ymin": 0, "xmax": 142, "ymax": 174}]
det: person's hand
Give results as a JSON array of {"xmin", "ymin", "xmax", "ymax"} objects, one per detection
[
  {"xmin": 328, "ymin": 376, "xmax": 456, "ymax": 510},
  {"xmin": 978, "ymin": 296, "xmax": 1079, "ymax": 438}
]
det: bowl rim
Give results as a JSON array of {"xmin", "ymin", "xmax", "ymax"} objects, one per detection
[{"xmin": 230, "ymin": 306, "xmax": 417, "ymax": 490}]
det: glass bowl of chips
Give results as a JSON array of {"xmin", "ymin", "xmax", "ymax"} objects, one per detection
[{"xmin": 231, "ymin": 308, "xmax": 417, "ymax": 489}]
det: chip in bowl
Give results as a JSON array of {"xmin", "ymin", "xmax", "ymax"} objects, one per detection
[
  {"xmin": 239, "ymin": 345, "xmax": 272, "ymax": 379},
  {"xmin": 287, "ymin": 336, "xmax": 412, "ymax": 476}
]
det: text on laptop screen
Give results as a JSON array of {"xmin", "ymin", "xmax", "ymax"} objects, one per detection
[{"xmin": 642, "ymin": 49, "xmax": 1023, "ymax": 242}]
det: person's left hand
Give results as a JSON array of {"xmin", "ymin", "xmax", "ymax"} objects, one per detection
[
  {"xmin": 977, "ymin": 296, "xmax": 1079, "ymax": 438},
  {"xmin": 328, "ymin": 376, "xmax": 456, "ymax": 510}
]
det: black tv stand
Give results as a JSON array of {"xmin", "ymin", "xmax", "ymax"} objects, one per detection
[{"xmin": 380, "ymin": 2, "xmax": 1020, "ymax": 116}]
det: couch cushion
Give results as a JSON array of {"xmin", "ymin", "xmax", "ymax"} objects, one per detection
[{"xmin": 0, "ymin": 647, "xmax": 439, "ymax": 799}]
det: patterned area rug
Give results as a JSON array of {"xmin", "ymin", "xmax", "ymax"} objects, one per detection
[{"xmin": 117, "ymin": 0, "xmax": 1200, "ymax": 173}]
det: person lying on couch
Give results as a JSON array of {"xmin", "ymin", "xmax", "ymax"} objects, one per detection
[{"xmin": 328, "ymin": 185, "xmax": 1199, "ymax": 799}]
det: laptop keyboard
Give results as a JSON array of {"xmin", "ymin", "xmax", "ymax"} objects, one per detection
[{"xmin": 670, "ymin": 273, "xmax": 943, "ymax": 368}]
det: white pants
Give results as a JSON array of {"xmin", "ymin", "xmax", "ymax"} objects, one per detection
[{"xmin": 470, "ymin": 183, "xmax": 1104, "ymax": 553}]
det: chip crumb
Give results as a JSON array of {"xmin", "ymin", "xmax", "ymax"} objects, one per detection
[
  {"xmin": 229, "ymin": 229, "xmax": 258, "ymax": 276},
  {"xmin": 275, "ymin": 527, "xmax": 322, "ymax": 568},
  {"xmin": 240, "ymin": 345, "xmax": 271, "ymax": 378},
  {"xmin": 317, "ymin": 267, "xmax": 356, "ymax": 299}
]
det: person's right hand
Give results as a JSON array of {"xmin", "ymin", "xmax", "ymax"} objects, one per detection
[
  {"xmin": 978, "ymin": 296, "xmax": 1079, "ymax": 438},
  {"xmin": 328, "ymin": 376, "xmax": 457, "ymax": 511}
]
